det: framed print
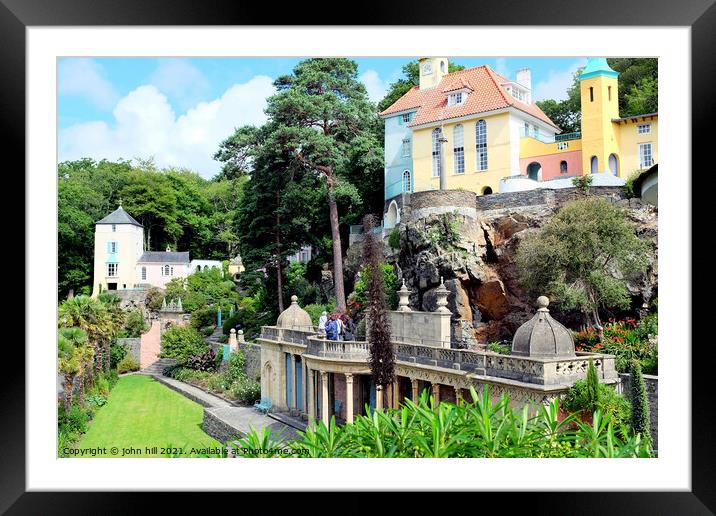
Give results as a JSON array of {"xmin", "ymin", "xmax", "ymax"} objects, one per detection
[{"xmin": 5, "ymin": 0, "xmax": 714, "ymax": 512}]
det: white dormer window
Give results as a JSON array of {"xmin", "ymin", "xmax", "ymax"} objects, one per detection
[{"xmin": 448, "ymin": 91, "xmax": 466, "ymax": 107}]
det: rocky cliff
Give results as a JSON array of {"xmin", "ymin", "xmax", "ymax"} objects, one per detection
[{"xmin": 346, "ymin": 188, "xmax": 657, "ymax": 350}]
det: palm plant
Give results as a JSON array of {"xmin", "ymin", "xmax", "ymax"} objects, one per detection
[
  {"xmin": 58, "ymin": 327, "xmax": 93, "ymax": 410},
  {"xmin": 58, "ymin": 296, "xmax": 109, "ymax": 382}
]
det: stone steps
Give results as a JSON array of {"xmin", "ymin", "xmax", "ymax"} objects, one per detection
[{"xmin": 139, "ymin": 357, "xmax": 177, "ymax": 376}]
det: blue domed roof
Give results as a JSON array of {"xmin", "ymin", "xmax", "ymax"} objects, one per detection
[{"xmin": 580, "ymin": 58, "xmax": 619, "ymax": 81}]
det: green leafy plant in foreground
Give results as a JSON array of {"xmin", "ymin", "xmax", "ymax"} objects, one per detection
[{"xmin": 235, "ymin": 386, "xmax": 651, "ymax": 458}]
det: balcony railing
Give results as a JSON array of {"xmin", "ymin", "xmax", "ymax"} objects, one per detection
[
  {"xmin": 306, "ymin": 337, "xmax": 371, "ymax": 360},
  {"xmin": 555, "ymin": 131, "xmax": 581, "ymax": 142}
]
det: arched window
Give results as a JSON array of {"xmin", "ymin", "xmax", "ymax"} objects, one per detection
[
  {"xmin": 402, "ymin": 170, "xmax": 412, "ymax": 192},
  {"xmin": 527, "ymin": 162, "xmax": 541, "ymax": 181},
  {"xmin": 440, "ymin": 60, "xmax": 446, "ymax": 73},
  {"xmin": 453, "ymin": 125, "xmax": 464, "ymax": 174},
  {"xmin": 560, "ymin": 160, "xmax": 568, "ymax": 174},
  {"xmin": 163, "ymin": 264, "xmax": 171, "ymax": 277},
  {"xmin": 432, "ymin": 128, "xmax": 442, "ymax": 177},
  {"xmin": 475, "ymin": 120, "xmax": 488, "ymax": 171},
  {"xmin": 590, "ymin": 156, "xmax": 598, "ymax": 174},
  {"xmin": 609, "ymin": 154, "xmax": 619, "ymax": 176},
  {"xmin": 482, "ymin": 186, "xmax": 493, "ymax": 195}
]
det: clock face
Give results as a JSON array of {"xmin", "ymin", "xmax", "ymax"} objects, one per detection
[{"xmin": 422, "ymin": 61, "xmax": 433, "ymax": 74}]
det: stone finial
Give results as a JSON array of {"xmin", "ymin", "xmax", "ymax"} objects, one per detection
[
  {"xmin": 229, "ymin": 328, "xmax": 238, "ymax": 351},
  {"xmin": 512, "ymin": 296, "xmax": 575, "ymax": 358},
  {"xmin": 176, "ymin": 297, "xmax": 183, "ymax": 311},
  {"xmin": 161, "ymin": 297, "xmax": 167, "ymax": 310},
  {"xmin": 291, "ymin": 295, "xmax": 298, "ymax": 304},
  {"xmin": 397, "ymin": 279, "xmax": 412, "ymax": 312},
  {"xmin": 435, "ymin": 277, "xmax": 450, "ymax": 314},
  {"xmin": 238, "ymin": 329, "xmax": 245, "ymax": 343}
]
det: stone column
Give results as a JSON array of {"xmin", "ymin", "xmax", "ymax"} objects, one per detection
[
  {"xmin": 376, "ymin": 385, "xmax": 384, "ymax": 411},
  {"xmin": 321, "ymin": 371, "xmax": 329, "ymax": 427},
  {"xmin": 393, "ymin": 378, "xmax": 400, "ymax": 408},
  {"xmin": 345, "ymin": 373, "xmax": 354, "ymax": 424},
  {"xmin": 229, "ymin": 329, "xmax": 238, "ymax": 351},
  {"xmin": 431, "ymin": 383, "xmax": 441, "ymax": 405},
  {"xmin": 237, "ymin": 329, "xmax": 245, "ymax": 344},
  {"xmin": 438, "ymin": 134, "xmax": 448, "ymax": 191},
  {"xmin": 290, "ymin": 354, "xmax": 297, "ymax": 412},
  {"xmin": 411, "ymin": 378, "xmax": 419, "ymax": 401},
  {"xmin": 307, "ymin": 368, "xmax": 315, "ymax": 427},
  {"xmin": 302, "ymin": 360, "xmax": 308, "ymax": 415},
  {"xmin": 454, "ymin": 386, "xmax": 463, "ymax": 404}
]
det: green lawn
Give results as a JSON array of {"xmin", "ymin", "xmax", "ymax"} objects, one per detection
[{"xmin": 78, "ymin": 375, "xmax": 222, "ymax": 457}]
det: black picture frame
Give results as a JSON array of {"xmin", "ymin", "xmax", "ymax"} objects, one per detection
[{"xmin": 5, "ymin": 0, "xmax": 711, "ymax": 512}]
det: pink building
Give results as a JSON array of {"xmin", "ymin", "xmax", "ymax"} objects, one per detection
[{"xmin": 136, "ymin": 250, "xmax": 191, "ymax": 288}]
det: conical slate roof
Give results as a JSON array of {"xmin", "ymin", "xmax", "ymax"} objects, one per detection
[
  {"xmin": 276, "ymin": 295, "xmax": 313, "ymax": 331},
  {"xmin": 96, "ymin": 206, "xmax": 143, "ymax": 227},
  {"xmin": 511, "ymin": 296, "xmax": 575, "ymax": 358}
]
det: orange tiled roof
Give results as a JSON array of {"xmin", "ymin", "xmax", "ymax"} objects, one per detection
[{"xmin": 379, "ymin": 65, "xmax": 559, "ymax": 130}]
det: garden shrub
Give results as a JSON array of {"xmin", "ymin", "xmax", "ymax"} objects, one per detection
[
  {"xmin": 218, "ymin": 334, "xmax": 229, "ymax": 343},
  {"xmin": 356, "ymin": 318, "xmax": 366, "ymax": 340},
  {"xmin": 388, "ymin": 228, "xmax": 400, "ymax": 249},
  {"xmin": 95, "ymin": 375, "xmax": 110, "ymax": 396},
  {"xmin": 229, "ymin": 377, "xmax": 261, "ymax": 404},
  {"xmin": 124, "ymin": 310, "xmax": 149, "ymax": 337},
  {"xmin": 226, "ymin": 350, "xmax": 247, "ymax": 384},
  {"xmin": 222, "ymin": 306, "xmax": 258, "ymax": 336},
  {"xmin": 200, "ymin": 326, "xmax": 215, "ymax": 337},
  {"xmin": 160, "ymin": 326, "xmax": 208, "ymax": 364},
  {"xmin": 87, "ymin": 394, "xmax": 107, "ymax": 408},
  {"xmin": 187, "ymin": 348, "xmax": 217, "ymax": 372},
  {"xmin": 574, "ymin": 318, "xmax": 657, "ymax": 374},
  {"xmin": 145, "ymin": 287, "xmax": 165, "ymax": 311},
  {"xmin": 109, "ymin": 343, "xmax": 128, "ymax": 369},
  {"xmin": 214, "ymin": 346, "xmax": 224, "ymax": 367},
  {"xmin": 191, "ymin": 305, "xmax": 217, "ymax": 329},
  {"xmin": 563, "ymin": 378, "xmax": 631, "ymax": 435},
  {"xmin": 572, "ymin": 174, "xmax": 593, "ymax": 193},
  {"xmin": 487, "ymin": 342, "xmax": 511, "ymax": 355},
  {"xmin": 117, "ymin": 354, "xmax": 140, "ymax": 374},
  {"xmin": 58, "ymin": 404, "xmax": 89, "ymax": 434}
]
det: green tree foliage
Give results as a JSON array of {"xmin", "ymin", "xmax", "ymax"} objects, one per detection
[
  {"xmin": 58, "ymin": 158, "xmax": 245, "ymax": 298},
  {"xmin": 624, "ymin": 76, "xmax": 658, "ymax": 116},
  {"xmin": 516, "ymin": 198, "xmax": 649, "ymax": 333},
  {"xmin": 629, "ymin": 359, "xmax": 652, "ymax": 450},
  {"xmin": 377, "ymin": 60, "xmax": 466, "ymax": 113},
  {"xmin": 123, "ymin": 310, "xmax": 149, "ymax": 338},
  {"xmin": 535, "ymin": 97, "xmax": 581, "ymax": 134},
  {"xmin": 160, "ymin": 326, "xmax": 208, "ymax": 365}
]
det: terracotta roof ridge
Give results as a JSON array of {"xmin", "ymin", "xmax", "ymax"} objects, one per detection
[{"xmin": 483, "ymin": 65, "xmax": 512, "ymax": 106}]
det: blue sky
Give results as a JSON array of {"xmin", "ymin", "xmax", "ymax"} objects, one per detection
[{"xmin": 58, "ymin": 56, "xmax": 586, "ymax": 178}]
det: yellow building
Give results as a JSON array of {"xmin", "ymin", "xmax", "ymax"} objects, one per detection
[{"xmin": 379, "ymin": 57, "xmax": 658, "ymax": 202}]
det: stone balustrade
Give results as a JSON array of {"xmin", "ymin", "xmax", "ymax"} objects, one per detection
[
  {"xmin": 306, "ymin": 337, "xmax": 371, "ymax": 360},
  {"xmin": 260, "ymin": 326, "xmax": 314, "ymax": 346},
  {"xmin": 260, "ymin": 329, "xmax": 617, "ymax": 387}
]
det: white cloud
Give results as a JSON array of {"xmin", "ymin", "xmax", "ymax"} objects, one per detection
[
  {"xmin": 58, "ymin": 58, "xmax": 119, "ymax": 110},
  {"xmin": 59, "ymin": 76, "xmax": 276, "ymax": 178},
  {"xmin": 149, "ymin": 59, "xmax": 211, "ymax": 110},
  {"xmin": 494, "ymin": 58, "xmax": 510, "ymax": 78},
  {"xmin": 532, "ymin": 58, "xmax": 587, "ymax": 102},
  {"xmin": 360, "ymin": 69, "xmax": 390, "ymax": 102}
]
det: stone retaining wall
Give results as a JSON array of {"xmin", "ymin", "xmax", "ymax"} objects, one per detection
[
  {"xmin": 410, "ymin": 189, "xmax": 478, "ymax": 210},
  {"xmin": 243, "ymin": 343, "xmax": 261, "ymax": 380},
  {"xmin": 617, "ymin": 373, "xmax": 658, "ymax": 449},
  {"xmin": 475, "ymin": 186, "xmax": 627, "ymax": 211},
  {"xmin": 203, "ymin": 408, "xmax": 241, "ymax": 443},
  {"xmin": 116, "ymin": 337, "xmax": 141, "ymax": 363}
]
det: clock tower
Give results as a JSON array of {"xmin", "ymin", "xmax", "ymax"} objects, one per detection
[{"xmin": 418, "ymin": 57, "xmax": 448, "ymax": 90}]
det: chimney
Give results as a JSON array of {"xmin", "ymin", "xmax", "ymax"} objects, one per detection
[{"xmin": 516, "ymin": 68, "xmax": 532, "ymax": 91}]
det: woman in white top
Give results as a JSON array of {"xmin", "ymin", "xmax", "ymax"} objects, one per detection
[{"xmin": 318, "ymin": 311, "xmax": 328, "ymax": 334}]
